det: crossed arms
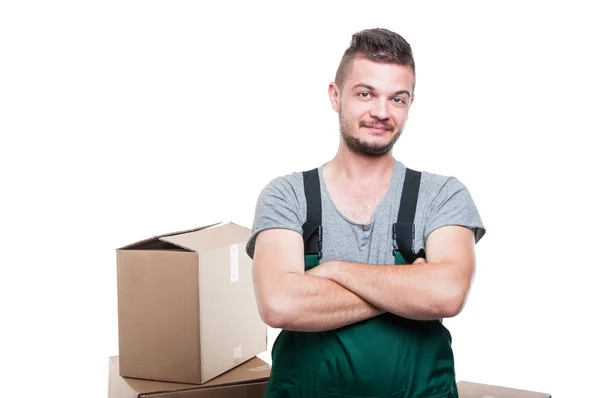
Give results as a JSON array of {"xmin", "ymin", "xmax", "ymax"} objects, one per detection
[{"xmin": 251, "ymin": 225, "xmax": 477, "ymax": 332}]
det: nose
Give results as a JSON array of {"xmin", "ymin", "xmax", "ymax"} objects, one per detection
[{"xmin": 369, "ymin": 98, "xmax": 390, "ymax": 120}]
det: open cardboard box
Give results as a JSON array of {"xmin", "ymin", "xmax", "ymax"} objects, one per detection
[
  {"xmin": 108, "ymin": 355, "xmax": 270, "ymax": 398},
  {"xmin": 116, "ymin": 222, "xmax": 267, "ymax": 384}
]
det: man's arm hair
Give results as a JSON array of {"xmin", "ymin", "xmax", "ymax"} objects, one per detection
[
  {"xmin": 251, "ymin": 228, "xmax": 384, "ymax": 332},
  {"xmin": 315, "ymin": 225, "xmax": 477, "ymax": 321}
]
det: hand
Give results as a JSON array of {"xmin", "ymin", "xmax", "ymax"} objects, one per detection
[{"xmin": 413, "ymin": 257, "xmax": 427, "ymax": 265}]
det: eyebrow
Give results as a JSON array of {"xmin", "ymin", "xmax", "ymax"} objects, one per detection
[{"xmin": 352, "ymin": 83, "xmax": 411, "ymax": 97}]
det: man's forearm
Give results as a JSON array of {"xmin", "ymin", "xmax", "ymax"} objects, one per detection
[
  {"xmin": 321, "ymin": 261, "xmax": 467, "ymax": 321},
  {"xmin": 267, "ymin": 272, "xmax": 384, "ymax": 332}
]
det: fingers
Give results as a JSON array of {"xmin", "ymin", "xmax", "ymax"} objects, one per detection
[{"xmin": 412, "ymin": 257, "xmax": 427, "ymax": 265}]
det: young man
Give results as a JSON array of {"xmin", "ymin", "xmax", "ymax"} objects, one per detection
[{"xmin": 246, "ymin": 28, "xmax": 486, "ymax": 398}]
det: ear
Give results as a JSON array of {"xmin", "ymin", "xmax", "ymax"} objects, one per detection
[{"xmin": 328, "ymin": 82, "xmax": 341, "ymax": 113}]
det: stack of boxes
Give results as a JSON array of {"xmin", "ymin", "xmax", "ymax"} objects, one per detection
[
  {"xmin": 106, "ymin": 221, "xmax": 554, "ymax": 398},
  {"xmin": 107, "ymin": 222, "xmax": 270, "ymax": 397}
]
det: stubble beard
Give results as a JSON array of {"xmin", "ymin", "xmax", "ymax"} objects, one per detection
[{"xmin": 339, "ymin": 111, "xmax": 403, "ymax": 158}]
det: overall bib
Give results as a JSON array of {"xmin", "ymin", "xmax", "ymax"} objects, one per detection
[{"xmin": 264, "ymin": 168, "xmax": 458, "ymax": 398}]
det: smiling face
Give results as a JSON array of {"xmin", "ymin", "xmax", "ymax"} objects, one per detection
[{"xmin": 329, "ymin": 57, "xmax": 415, "ymax": 157}]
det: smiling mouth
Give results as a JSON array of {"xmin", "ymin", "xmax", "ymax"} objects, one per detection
[
  {"xmin": 361, "ymin": 121, "xmax": 392, "ymax": 131},
  {"xmin": 364, "ymin": 125, "xmax": 391, "ymax": 133},
  {"xmin": 366, "ymin": 126, "xmax": 388, "ymax": 130}
]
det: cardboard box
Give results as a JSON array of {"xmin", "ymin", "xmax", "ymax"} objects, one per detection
[
  {"xmin": 108, "ymin": 355, "xmax": 270, "ymax": 398},
  {"xmin": 116, "ymin": 222, "xmax": 267, "ymax": 384},
  {"xmin": 457, "ymin": 381, "xmax": 551, "ymax": 398}
]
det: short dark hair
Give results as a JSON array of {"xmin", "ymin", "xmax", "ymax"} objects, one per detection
[{"xmin": 334, "ymin": 28, "xmax": 416, "ymax": 93}]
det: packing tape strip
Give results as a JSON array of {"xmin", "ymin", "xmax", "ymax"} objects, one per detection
[
  {"xmin": 248, "ymin": 365, "xmax": 270, "ymax": 372},
  {"xmin": 233, "ymin": 345, "xmax": 242, "ymax": 363},
  {"xmin": 230, "ymin": 244, "xmax": 239, "ymax": 282}
]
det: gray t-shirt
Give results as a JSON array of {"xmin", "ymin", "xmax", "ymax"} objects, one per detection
[{"xmin": 246, "ymin": 158, "xmax": 486, "ymax": 265}]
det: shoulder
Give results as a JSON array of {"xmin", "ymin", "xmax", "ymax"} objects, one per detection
[
  {"xmin": 400, "ymin": 162, "xmax": 486, "ymax": 244},
  {"xmin": 419, "ymin": 170, "xmax": 466, "ymax": 200},
  {"xmin": 395, "ymin": 159, "xmax": 465, "ymax": 201},
  {"xmin": 256, "ymin": 169, "xmax": 306, "ymax": 205},
  {"xmin": 246, "ymin": 168, "xmax": 315, "ymax": 259}
]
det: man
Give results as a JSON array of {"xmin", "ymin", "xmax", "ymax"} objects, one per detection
[{"xmin": 246, "ymin": 28, "xmax": 486, "ymax": 398}]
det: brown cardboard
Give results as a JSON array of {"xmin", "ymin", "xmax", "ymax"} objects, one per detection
[
  {"xmin": 116, "ymin": 222, "xmax": 268, "ymax": 384},
  {"xmin": 108, "ymin": 355, "xmax": 270, "ymax": 398},
  {"xmin": 457, "ymin": 381, "xmax": 551, "ymax": 398}
]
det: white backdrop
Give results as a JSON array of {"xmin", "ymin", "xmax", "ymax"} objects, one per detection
[{"xmin": 1, "ymin": 1, "xmax": 598, "ymax": 397}]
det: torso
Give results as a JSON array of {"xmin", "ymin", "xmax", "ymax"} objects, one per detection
[{"xmin": 259, "ymin": 159, "xmax": 472, "ymax": 397}]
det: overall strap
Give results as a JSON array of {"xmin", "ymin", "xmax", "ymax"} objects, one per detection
[
  {"xmin": 302, "ymin": 168, "xmax": 322, "ymax": 269},
  {"xmin": 393, "ymin": 168, "xmax": 426, "ymax": 264}
]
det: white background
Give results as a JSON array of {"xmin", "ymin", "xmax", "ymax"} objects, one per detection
[{"xmin": 1, "ymin": 1, "xmax": 598, "ymax": 397}]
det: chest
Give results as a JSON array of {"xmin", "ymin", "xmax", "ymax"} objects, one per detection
[{"xmin": 326, "ymin": 185, "xmax": 387, "ymax": 225}]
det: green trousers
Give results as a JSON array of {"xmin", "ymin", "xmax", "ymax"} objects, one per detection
[{"xmin": 264, "ymin": 254, "xmax": 458, "ymax": 398}]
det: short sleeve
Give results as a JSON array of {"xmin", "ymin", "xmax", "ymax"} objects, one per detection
[
  {"xmin": 424, "ymin": 177, "xmax": 486, "ymax": 244},
  {"xmin": 245, "ymin": 176, "xmax": 305, "ymax": 259}
]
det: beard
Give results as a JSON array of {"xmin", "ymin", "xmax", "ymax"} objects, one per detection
[{"xmin": 339, "ymin": 111, "xmax": 404, "ymax": 158}]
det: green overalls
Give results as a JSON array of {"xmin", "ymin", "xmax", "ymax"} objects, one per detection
[{"xmin": 264, "ymin": 168, "xmax": 458, "ymax": 398}]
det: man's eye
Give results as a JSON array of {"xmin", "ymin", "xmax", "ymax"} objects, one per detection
[
  {"xmin": 358, "ymin": 92, "xmax": 371, "ymax": 98},
  {"xmin": 393, "ymin": 97, "xmax": 406, "ymax": 104}
]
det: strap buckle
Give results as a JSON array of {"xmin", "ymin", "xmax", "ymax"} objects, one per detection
[
  {"xmin": 392, "ymin": 222, "xmax": 425, "ymax": 262},
  {"xmin": 305, "ymin": 225, "xmax": 323, "ymax": 259}
]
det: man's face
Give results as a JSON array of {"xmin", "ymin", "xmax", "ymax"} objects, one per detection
[{"xmin": 330, "ymin": 57, "xmax": 415, "ymax": 157}]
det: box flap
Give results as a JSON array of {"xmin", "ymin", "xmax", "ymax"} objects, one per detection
[
  {"xmin": 159, "ymin": 222, "xmax": 251, "ymax": 253},
  {"xmin": 457, "ymin": 381, "xmax": 551, "ymax": 398},
  {"xmin": 117, "ymin": 223, "xmax": 221, "ymax": 251},
  {"xmin": 109, "ymin": 356, "xmax": 270, "ymax": 396}
]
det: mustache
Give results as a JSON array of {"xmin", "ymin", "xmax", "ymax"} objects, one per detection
[{"xmin": 359, "ymin": 120, "xmax": 394, "ymax": 131}]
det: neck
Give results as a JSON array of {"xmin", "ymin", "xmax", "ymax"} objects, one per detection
[{"xmin": 326, "ymin": 144, "xmax": 395, "ymax": 185}]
